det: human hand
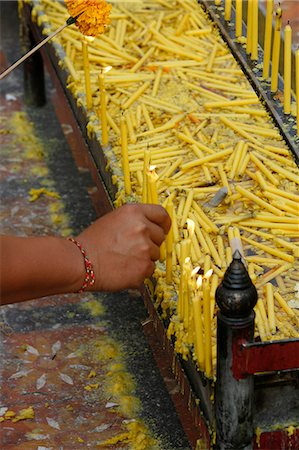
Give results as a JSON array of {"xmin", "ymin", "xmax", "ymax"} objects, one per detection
[{"xmin": 77, "ymin": 203, "xmax": 171, "ymax": 292}]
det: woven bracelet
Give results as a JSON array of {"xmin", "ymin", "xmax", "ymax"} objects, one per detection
[{"xmin": 67, "ymin": 237, "xmax": 95, "ymax": 293}]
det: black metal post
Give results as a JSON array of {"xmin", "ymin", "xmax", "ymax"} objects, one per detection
[
  {"xmin": 20, "ymin": 16, "xmax": 46, "ymax": 107},
  {"xmin": 215, "ymin": 251, "xmax": 258, "ymax": 450}
]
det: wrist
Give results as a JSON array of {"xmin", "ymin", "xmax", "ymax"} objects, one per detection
[{"xmin": 67, "ymin": 238, "xmax": 95, "ymax": 292}]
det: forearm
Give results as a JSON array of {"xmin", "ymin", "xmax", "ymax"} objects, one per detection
[{"xmin": 0, "ymin": 235, "xmax": 84, "ymax": 304}]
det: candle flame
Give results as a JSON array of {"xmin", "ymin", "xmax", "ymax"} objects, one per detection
[
  {"xmin": 191, "ymin": 266, "xmax": 200, "ymax": 277},
  {"xmin": 84, "ymin": 35, "xmax": 95, "ymax": 43},
  {"xmin": 196, "ymin": 275, "xmax": 203, "ymax": 289},
  {"xmin": 186, "ymin": 218, "xmax": 195, "ymax": 238},
  {"xmin": 103, "ymin": 65, "xmax": 112, "ymax": 74},
  {"xmin": 204, "ymin": 268, "xmax": 213, "ymax": 279}
]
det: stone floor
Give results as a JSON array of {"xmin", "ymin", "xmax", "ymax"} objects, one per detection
[{"xmin": 0, "ymin": 2, "xmax": 191, "ymax": 449}]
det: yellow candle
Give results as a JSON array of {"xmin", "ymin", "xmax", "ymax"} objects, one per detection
[
  {"xmin": 206, "ymin": 43, "xmax": 218, "ymax": 72},
  {"xmin": 254, "ymin": 307, "xmax": 267, "ymax": 341},
  {"xmin": 225, "ymin": 0, "xmax": 232, "ymax": 21},
  {"xmin": 192, "ymin": 293, "xmax": 205, "ymax": 370},
  {"xmin": 256, "ymin": 262, "xmax": 292, "ymax": 287},
  {"xmin": 99, "ymin": 73, "xmax": 109, "ymax": 147},
  {"xmin": 265, "ymin": 283, "xmax": 276, "ymax": 334},
  {"xmin": 152, "ymin": 66, "xmax": 163, "ymax": 96},
  {"xmin": 257, "ymin": 299, "xmax": 271, "ymax": 338},
  {"xmin": 147, "ymin": 168, "xmax": 159, "ymax": 204},
  {"xmin": 251, "ymin": 0, "xmax": 259, "ymax": 60},
  {"xmin": 242, "ymin": 235, "xmax": 294, "ymax": 263},
  {"xmin": 274, "ymin": 291, "xmax": 295, "ymax": 317},
  {"xmin": 284, "ymin": 22, "xmax": 292, "ymax": 114},
  {"xmin": 210, "ymin": 273, "xmax": 219, "ymax": 319},
  {"xmin": 235, "ymin": 0, "xmax": 243, "ymax": 38},
  {"xmin": 296, "ymin": 49, "xmax": 299, "ymax": 135},
  {"xmin": 165, "ymin": 199, "xmax": 174, "ymax": 284},
  {"xmin": 120, "ymin": 115, "xmax": 131, "ymax": 195},
  {"xmin": 180, "ymin": 189, "xmax": 194, "ymax": 227},
  {"xmin": 271, "ymin": 6, "xmax": 282, "ymax": 92},
  {"xmin": 142, "ymin": 149, "xmax": 151, "ymax": 203},
  {"xmin": 122, "ymin": 81, "xmax": 150, "ymax": 110},
  {"xmin": 183, "ymin": 257, "xmax": 192, "ymax": 328},
  {"xmin": 235, "ymin": 185, "xmax": 284, "ymax": 216},
  {"xmin": 203, "ymin": 279, "xmax": 212, "ymax": 378},
  {"xmin": 248, "ymin": 263, "xmax": 257, "ymax": 282},
  {"xmin": 263, "ymin": 0, "xmax": 274, "ymax": 78},
  {"xmin": 246, "ymin": 0, "xmax": 253, "ymax": 55},
  {"xmin": 82, "ymin": 40, "xmax": 92, "ymax": 110}
]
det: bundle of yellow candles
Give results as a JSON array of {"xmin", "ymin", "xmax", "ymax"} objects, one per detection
[{"xmin": 32, "ymin": 0, "xmax": 299, "ymax": 378}]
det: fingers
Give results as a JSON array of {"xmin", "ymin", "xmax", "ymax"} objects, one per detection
[
  {"xmin": 139, "ymin": 204, "xmax": 171, "ymax": 234},
  {"xmin": 146, "ymin": 220, "xmax": 166, "ymax": 247}
]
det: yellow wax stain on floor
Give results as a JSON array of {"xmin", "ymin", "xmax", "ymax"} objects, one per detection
[
  {"xmin": 28, "ymin": 187, "xmax": 61, "ymax": 202},
  {"xmin": 97, "ymin": 420, "xmax": 158, "ymax": 449},
  {"xmin": 10, "ymin": 111, "xmax": 45, "ymax": 161},
  {"xmin": 81, "ymin": 298, "xmax": 105, "ymax": 317},
  {"xmin": 84, "ymin": 334, "xmax": 160, "ymax": 446},
  {"xmin": 1, "ymin": 406, "xmax": 35, "ymax": 423}
]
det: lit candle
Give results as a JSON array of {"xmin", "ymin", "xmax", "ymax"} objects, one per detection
[
  {"xmin": 165, "ymin": 198, "xmax": 174, "ymax": 284},
  {"xmin": 147, "ymin": 166, "xmax": 159, "ymax": 204},
  {"xmin": 251, "ymin": 0, "xmax": 259, "ymax": 61},
  {"xmin": 99, "ymin": 72, "xmax": 109, "ymax": 147},
  {"xmin": 283, "ymin": 22, "xmax": 292, "ymax": 114},
  {"xmin": 246, "ymin": 0, "xmax": 253, "ymax": 55},
  {"xmin": 263, "ymin": 0, "xmax": 274, "ymax": 79},
  {"xmin": 235, "ymin": 0, "xmax": 243, "ymax": 38},
  {"xmin": 203, "ymin": 278, "xmax": 212, "ymax": 378},
  {"xmin": 224, "ymin": 0, "xmax": 232, "ymax": 21},
  {"xmin": 178, "ymin": 239, "xmax": 191, "ymax": 320},
  {"xmin": 120, "ymin": 115, "xmax": 131, "ymax": 195},
  {"xmin": 82, "ymin": 40, "xmax": 92, "ymax": 110},
  {"xmin": 296, "ymin": 48, "xmax": 299, "ymax": 135},
  {"xmin": 271, "ymin": 6, "xmax": 282, "ymax": 93}
]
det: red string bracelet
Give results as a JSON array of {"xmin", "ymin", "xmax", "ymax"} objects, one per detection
[{"xmin": 67, "ymin": 238, "xmax": 95, "ymax": 293}]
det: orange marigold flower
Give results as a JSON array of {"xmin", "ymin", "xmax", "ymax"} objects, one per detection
[{"xmin": 64, "ymin": 0, "xmax": 112, "ymax": 37}]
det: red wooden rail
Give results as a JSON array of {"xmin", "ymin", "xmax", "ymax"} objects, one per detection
[{"xmin": 232, "ymin": 338, "xmax": 299, "ymax": 379}]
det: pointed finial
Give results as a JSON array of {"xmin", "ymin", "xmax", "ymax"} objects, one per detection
[{"xmin": 216, "ymin": 253, "xmax": 257, "ymax": 318}]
